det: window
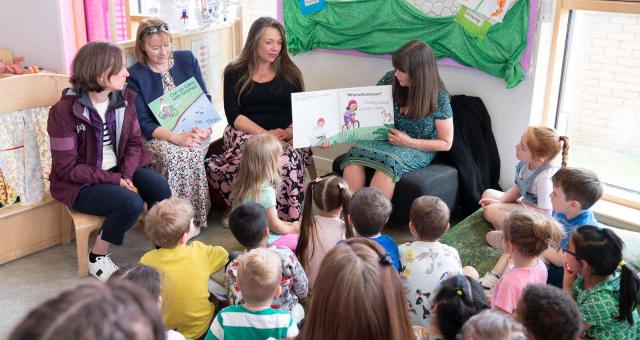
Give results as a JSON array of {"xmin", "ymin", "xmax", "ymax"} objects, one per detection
[{"xmin": 546, "ymin": 0, "xmax": 640, "ymax": 209}]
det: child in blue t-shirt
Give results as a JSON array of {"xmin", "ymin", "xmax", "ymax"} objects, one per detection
[
  {"xmin": 544, "ymin": 167, "xmax": 603, "ymax": 287},
  {"xmin": 348, "ymin": 187, "xmax": 400, "ymax": 271}
]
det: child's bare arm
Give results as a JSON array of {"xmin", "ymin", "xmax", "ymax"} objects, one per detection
[
  {"xmin": 542, "ymin": 246, "xmax": 565, "ymax": 267},
  {"xmin": 265, "ymin": 207, "xmax": 300, "ymax": 235}
]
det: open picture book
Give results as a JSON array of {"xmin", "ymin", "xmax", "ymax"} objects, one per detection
[{"xmin": 291, "ymin": 85, "xmax": 394, "ymax": 148}]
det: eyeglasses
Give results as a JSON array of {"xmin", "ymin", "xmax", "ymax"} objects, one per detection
[
  {"xmin": 141, "ymin": 23, "xmax": 170, "ymax": 36},
  {"xmin": 562, "ymin": 247, "xmax": 577, "ymax": 257}
]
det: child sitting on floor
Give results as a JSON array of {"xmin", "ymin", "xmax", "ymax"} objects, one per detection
[
  {"xmin": 516, "ymin": 284, "xmax": 581, "ymax": 340},
  {"xmin": 400, "ymin": 195, "xmax": 479, "ymax": 327},
  {"xmin": 458, "ymin": 310, "xmax": 527, "ymax": 340},
  {"xmin": 348, "ymin": 187, "xmax": 400, "ymax": 271},
  {"xmin": 230, "ymin": 133, "xmax": 300, "ymax": 251},
  {"xmin": 226, "ymin": 202, "xmax": 308, "ymax": 323},
  {"xmin": 544, "ymin": 167, "xmax": 602, "ymax": 287},
  {"xmin": 564, "ymin": 225, "xmax": 640, "ymax": 339},
  {"xmin": 296, "ymin": 175, "xmax": 352, "ymax": 289},
  {"xmin": 490, "ymin": 210, "xmax": 563, "ymax": 314},
  {"xmin": 207, "ymin": 248, "xmax": 299, "ymax": 340},
  {"xmin": 140, "ymin": 197, "xmax": 228, "ymax": 339},
  {"xmin": 110, "ymin": 264, "xmax": 186, "ymax": 340},
  {"xmin": 413, "ymin": 274, "xmax": 489, "ymax": 340}
]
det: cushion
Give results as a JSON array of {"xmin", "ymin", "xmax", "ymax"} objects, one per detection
[
  {"xmin": 332, "ymin": 154, "xmax": 459, "ymax": 221},
  {"xmin": 441, "ymin": 208, "xmax": 501, "ymax": 275}
]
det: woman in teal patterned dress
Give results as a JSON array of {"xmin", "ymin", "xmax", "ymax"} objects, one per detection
[{"xmin": 341, "ymin": 40, "xmax": 454, "ymax": 198}]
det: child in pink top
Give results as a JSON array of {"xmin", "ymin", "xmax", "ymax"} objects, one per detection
[
  {"xmin": 491, "ymin": 210, "xmax": 563, "ymax": 313},
  {"xmin": 295, "ymin": 176, "xmax": 352, "ymax": 289}
]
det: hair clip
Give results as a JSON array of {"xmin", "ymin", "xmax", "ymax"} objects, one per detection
[
  {"xmin": 313, "ymin": 177, "xmax": 323, "ymax": 183},
  {"xmin": 619, "ymin": 260, "xmax": 625, "ymax": 268},
  {"xmin": 456, "ymin": 289, "xmax": 463, "ymax": 296},
  {"xmin": 380, "ymin": 253, "xmax": 393, "ymax": 266},
  {"xmin": 596, "ymin": 226, "xmax": 604, "ymax": 232},
  {"xmin": 338, "ymin": 182, "xmax": 346, "ymax": 190}
]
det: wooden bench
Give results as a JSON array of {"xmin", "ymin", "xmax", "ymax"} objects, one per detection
[{"xmin": 0, "ymin": 74, "xmax": 138, "ymax": 277}]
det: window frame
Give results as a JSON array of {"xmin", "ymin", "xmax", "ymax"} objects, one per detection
[{"xmin": 542, "ymin": 0, "xmax": 640, "ymax": 210}]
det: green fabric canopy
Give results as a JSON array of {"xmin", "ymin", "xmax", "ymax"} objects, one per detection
[{"xmin": 283, "ymin": 0, "xmax": 529, "ymax": 88}]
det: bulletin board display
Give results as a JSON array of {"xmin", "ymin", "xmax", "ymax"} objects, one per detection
[{"xmin": 281, "ymin": 0, "xmax": 534, "ymax": 88}]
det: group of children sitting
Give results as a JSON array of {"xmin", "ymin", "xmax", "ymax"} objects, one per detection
[{"xmin": 10, "ymin": 127, "xmax": 640, "ymax": 340}]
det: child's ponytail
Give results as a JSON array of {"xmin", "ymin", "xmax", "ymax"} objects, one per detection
[
  {"xmin": 296, "ymin": 176, "xmax": 352, "ymax": 268},
  {"xmin": 559, "ymin": 136, "xmax": 570, "ymax": 167},
  {"xmin": 504, "ymin": 210, "xmax": 564, "ymax": 257},
  {"xmin": 572, "ymin": 225, "xmax": 640, "ymax": 324},
  {"xmin": 296, "ymin": 179, "xmax": 319, "ymax": 269},
  {"xmin": 433, "ymin": 274, "xmax": 490, "ymax": 340}
]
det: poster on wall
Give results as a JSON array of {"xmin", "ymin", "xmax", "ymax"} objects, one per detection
[
  {"xmin": 149, "ymin": 77, "xmax": 222, "ymax": 132},
  {"xmin": 292, "ymin": 85, "xmax": 394, "ymax": 148},
  {"xmin": 299, "ymin": 0, "xmax": 327, "ymax": 15}
]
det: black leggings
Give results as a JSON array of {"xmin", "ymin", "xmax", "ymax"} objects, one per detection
[{"xmin": 72, "ymin": 167, "xmax": 171, "ymax": 245}]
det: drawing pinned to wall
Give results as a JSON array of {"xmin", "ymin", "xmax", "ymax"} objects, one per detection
[
  {"xmin": 300, "ymin": 0, "xmax": 327, "ymax": 15},
  {"xmin": 456, "ymin": 0, "xmax": 516, "ymax": 23}
]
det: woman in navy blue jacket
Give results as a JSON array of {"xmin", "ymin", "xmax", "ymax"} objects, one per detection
[{"xmin": 127, "ymin": 18, "xmax": 211, "ymax": 235}]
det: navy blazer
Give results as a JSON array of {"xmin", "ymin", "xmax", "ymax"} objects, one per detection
[{"xmin": 127, "ymin": 50, "xmax": 211, "ymax": 140}]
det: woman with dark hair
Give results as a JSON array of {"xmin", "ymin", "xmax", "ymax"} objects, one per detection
[
  {"xmin": 127, "ymin": 18, "xmax": 212, "ymax": 234},
  {"xmin": 341, "ymin": 40, "xmax": 454, "ymax": 199},
  {"xmin": 206, "ymin": 16, "xmax": 311, "ymax": 222},
  {"xmin": 297, "ymin": 237, "xmax": 415, "ymax": 340}
]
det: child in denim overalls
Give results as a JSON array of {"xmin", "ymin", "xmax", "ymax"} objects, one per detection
[{"xmin": 480, "ymin": 126, "xmax": 569, "ymax": 230}]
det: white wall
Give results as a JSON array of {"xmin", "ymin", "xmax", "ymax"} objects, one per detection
[
  {"xmin": 294, "ymin": 52, "xmax": 533, "ymax": 189},
  {"xmin": 0, "ymin": 0, "xmax": 68, "ymax": 74}
]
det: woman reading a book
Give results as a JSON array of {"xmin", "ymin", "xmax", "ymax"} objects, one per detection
[
  {"xmin": 127, "ymin": 18, "xmax": 211, "ymax": 235},
  {"xmin": 206, "ymin": 17, "xmax": 311, "ymax": 223},
  {"xmin": 340, "ymin": 40, "xmax": 454, "ymax": 199}
]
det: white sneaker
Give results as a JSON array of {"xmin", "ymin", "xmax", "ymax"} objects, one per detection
[{"xmin": 88, "ymin": 252, "xmax": 119, "ymax": 282}]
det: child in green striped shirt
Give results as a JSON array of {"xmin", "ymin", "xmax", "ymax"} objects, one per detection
[{"xmin": 205, "ymin": 248, "xmax": 299, "ymax": 340}]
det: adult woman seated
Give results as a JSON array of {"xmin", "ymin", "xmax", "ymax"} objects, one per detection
[
  {"xmin": 127, "ymin": 18, "xmax": 211, "ymax": 233},
  {"xmin": 48, "ymin": 42, "xmax": 171, "ymax": 281},
  {"xmin": 207, "ymin": 17, "xmax": 311, "ymax": 221},
  {"xmin": 340, "ymin": 40, "xmax": 454, "ymax": 199}
]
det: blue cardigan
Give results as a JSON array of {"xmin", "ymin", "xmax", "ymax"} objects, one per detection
[{"xmin": 127, "ymin": 50, "xmax": 211, "ymax": 140}]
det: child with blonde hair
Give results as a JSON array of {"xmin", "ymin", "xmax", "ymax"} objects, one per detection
[
  {"xmin": 480, "ymin": 126, "xmax": 569, "ymax": 229},
  {"xmin": 140, "ymin": 197, "xmax": 228, "ymax": 339},
  {"xmin": 207, "ymin": 248, "xmax": 299, "ymax": 340},
  {"xmin": 296, "ymin": 175, "xmax": 352, "ymax": 288},
  {"xmin": 230, "ymin": 133, "xmax": 299, "ymax": 251},
  {"xmin": 226, "ymin": 202, "xmax": 308, "ymax": 323},
  {"xmin": 488, "ymin": 210, "xmax": 563, "ymax": 314}
]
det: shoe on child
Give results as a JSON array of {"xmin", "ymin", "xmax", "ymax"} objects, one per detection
[
  {"xmin": 479, "ymin": 271, "xmax": 501, "ymax": 296},
  {"xmin": 221, "ymin": 207, "xmax": 230, "ymax": 228},
  {"xmin": 88, "ymin": 252, "xmax": 119, "ymax": 282}
]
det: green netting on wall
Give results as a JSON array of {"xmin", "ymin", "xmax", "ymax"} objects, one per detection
[{"xmin": 283, "ymin": 0, "xmax": 529, "ymax": 88}]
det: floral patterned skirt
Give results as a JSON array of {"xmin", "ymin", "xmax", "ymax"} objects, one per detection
[
  {"xmin": 143, "ymin": 138, "xmax": 211, "ymax": 228},
  {"xmin": 206, "ymin": 126, "xmax": 312, "ymax": 221}
]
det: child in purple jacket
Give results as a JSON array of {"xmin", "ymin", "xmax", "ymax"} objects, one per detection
[{"xmin": 48, "ymin": 42, "xmax": 171, "ymax": 281}]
